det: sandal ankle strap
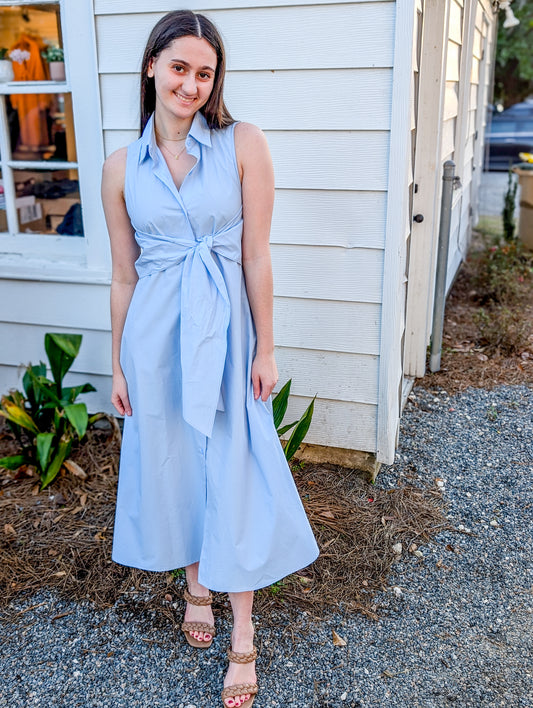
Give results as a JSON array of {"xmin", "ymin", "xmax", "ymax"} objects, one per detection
[
  {"xmin": 227, "ymin": 646, "xmax": 258, "ymax": 664},
  {"xmin": 184, "ymin": 588, "xmax": 213, "ymax": 606}
]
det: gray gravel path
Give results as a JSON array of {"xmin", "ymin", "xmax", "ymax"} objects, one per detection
[{"xmin": 1, "ymin": 385, "xmax": 532, "ymax": 708}]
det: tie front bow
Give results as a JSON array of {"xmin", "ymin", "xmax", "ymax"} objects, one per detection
[{"xmin": 134, "ymin": 217, "xmax": 243, "ymax": 437}]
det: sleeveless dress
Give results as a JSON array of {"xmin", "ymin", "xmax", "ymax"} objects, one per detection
[{"xmin": 111, "ymin": 111, "xmax": 319, "ymax": 592}]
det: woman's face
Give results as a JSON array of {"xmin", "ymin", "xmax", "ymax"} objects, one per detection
[{"xmin": 147, "ymin": 36, "xmax": 217, "ymax": 124}]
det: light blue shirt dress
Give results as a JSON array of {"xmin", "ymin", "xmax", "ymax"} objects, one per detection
[{"xmin": 111, "ymin": 111, "xmax": 319, "ymax": 592}]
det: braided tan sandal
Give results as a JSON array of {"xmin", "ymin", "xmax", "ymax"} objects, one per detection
[
  {"xmin": 181, "ymin": 588, "xmax": 216, "ymax": 649},
  {"xmin": 221, "ymin": 646, "xmax": 258, "ymax": 708}
]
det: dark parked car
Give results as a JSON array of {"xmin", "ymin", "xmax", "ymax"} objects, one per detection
[{"xmin": 484, "ymin": 100, "xmax": 533, "ymax": 171}]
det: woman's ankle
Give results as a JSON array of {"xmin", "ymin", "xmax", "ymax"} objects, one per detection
[{"xmin": 231, "ymin": 620, "xmax": 254, "ymax": 645}]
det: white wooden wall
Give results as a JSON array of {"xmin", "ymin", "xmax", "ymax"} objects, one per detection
[
  {"xmin": 444, "ymin": 0, "xmax": 494, "ymax": 291},
  {"xmin": 95, "ymin": 0, "xmax": 396, "ymax": 454},
  {"xmin": 403, "ymin": 0, "xmax": 496, "ymax": 377},
  {"xmin": 0, "ymin": 278, "xmax": 112, "ymax": 413}
]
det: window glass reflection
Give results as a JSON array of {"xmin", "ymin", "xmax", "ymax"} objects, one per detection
[
  {"xmin": 8, "ymin": 93, "xmax": 77, "ymax": 162},
  {"xmin": 14, "ymin": 168, "xmax": 82, "ymax": 236}
]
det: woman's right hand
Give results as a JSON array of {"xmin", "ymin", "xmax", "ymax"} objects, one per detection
[{"xmin": 111, "ymin": 370, "xmax": 132, "ymax": 416}]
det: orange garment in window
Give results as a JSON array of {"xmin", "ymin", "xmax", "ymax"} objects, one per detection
[{"xmin": 10, "ymin": 34, "xmax": 51, "ymax": 149}]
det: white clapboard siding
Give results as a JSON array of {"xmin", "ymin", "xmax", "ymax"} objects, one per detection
[
  {"xmin": 471, "ymin": 56, "xmax": 480, "ymax": 84},
  {"xmin": 446, "ymin": 40, "xmax": 461, "ymax": 83},
  {"xmin": 95, "ymin": 0, "xmax": 379, "ymax": 12},
  {"xmin": 281, "ymin": 394, "xmax": 377, "ymax": 451},
  {"xmin": 0, "ymin": 280, "xmax": 111, "ymax": 330},
  {"xmin": 271, "ymin": 190, "xmax": 387, "ymax": 249},
  {"xmin": 96, "ymin": 4, "xmax": 396, "ymax": 74},
  {"xmin": 446, "ymin": 203, "xmax": 462, "ymax": 292},
  {"xmin": 473, "ymin": 27, "xmax": 483, "ymax": 59},
  {"xmin": 271, "ymin": 245, "xmax": 383, "ymax": 303},
  {"xmin": 0, "ymin": 323, "xmax": 111, "ymax": 377},
  {"xmin": 100, "ymin": 68, "xmax": 393, "ymax": 132},
  {"xmin": 443, "ymin": 83, "xmax": 459, "ymax": 121},
  {"xmin": 441, "ymin": 118, "xmax": 456, "ymax": 159},
  {"xmin": 275, "ymin": 348, "xmax": 378, "ymax": 404},
  {"xmin": 0, "ymin": 364, "xmax": 112, "ymax": 415},
  {"xmin": 103, "ymin": 130, "xmax": 390, "ymax": 191},
  {"xmin": 273, "ymin": 298, "xmax": 381, "ymax": 355},
  {"xmin": 448, "ymin": 0, "xmax": 463, "ymax": 44}
]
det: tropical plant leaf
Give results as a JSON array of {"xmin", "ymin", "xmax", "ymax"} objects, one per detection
[
  {"xmin": 0, "ymin": 454, "xmax": 27, "ymax": 470},
  {"xmin": 23, "ymin": 362, "xmax": 47, "ymax": 407},
  {"xmin": 0, "ymin": 399, "xmax": 39, "ymax": 435},
  {"xmin": 283, "ymin": 396, "xmax": 316, "ymax": 462},
  {"xmin": 40, "ymin": 438, "xmax": 71, "ymax": 489},
  {"xmin": 277, "ymin": 420, "xmax": 299, "ymax": 436},
  {"xmin": 45, "ymin": 333, "xmax": 82, "ymax": 390},
  {"xmin": 61, "ymin": 383, "xmax": 96, "ymax": 404},
  {"xmin": 27, "ymin": 373, "xmax": 60, "ymax": 406},
  {"xmin": 36, "ymin": 433, "xmax": 55, "ymax": 472},
  {"xmin": 64, "ymin": 403, "xmax": 88, "ymax": 439},
  {"xmin": 272, "ymin": 379, "xmax": 291, "ymax": 429}
]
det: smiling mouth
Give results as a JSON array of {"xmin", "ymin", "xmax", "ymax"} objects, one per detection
[{"xmin": 175, "ymin": 92, "xmax": 196, "ymax": 104}]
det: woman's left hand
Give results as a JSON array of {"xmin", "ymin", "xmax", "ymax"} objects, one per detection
[{"xmin": 251, "ymin": 351, "xmax": 279, "ymax": 401}]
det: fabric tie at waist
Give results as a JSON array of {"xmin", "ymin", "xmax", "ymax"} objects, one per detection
[{"xmin": 134, "ymin": 219, "xmax": 243, "ymax": 438}]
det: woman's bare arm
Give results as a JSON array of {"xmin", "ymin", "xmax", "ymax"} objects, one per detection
[
  {"xmin": 101, "ymin": 147, "xmax": 140, "ymax": 415},
  {"xmin": 235, "ymin": 121, "xmax": 278, "ymax": 401}
]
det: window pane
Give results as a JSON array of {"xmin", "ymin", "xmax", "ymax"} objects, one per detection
[
  {"xmin": 14, "ymin": 168, "xmax": 83, "ymax": 237},
  {"xmin": 8, "ymin": 93, "xmax": 77, "ymax": 162},
  {"xmin": 1, "ymin": 4, "xmax": 62, "ymax": 82},
  {"xmin": 0, "ymin": 170, "xmax": 7, "ymax": 233}
]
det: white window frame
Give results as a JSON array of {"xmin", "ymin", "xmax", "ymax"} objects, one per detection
[{"xmin": 0, "ymin": 0, "xmax": 109, "ymax": 281}]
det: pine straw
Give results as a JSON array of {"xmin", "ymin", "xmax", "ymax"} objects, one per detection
[{"xmin": 0, "ymin": 419, "xmax": 448, "ymax": 624}]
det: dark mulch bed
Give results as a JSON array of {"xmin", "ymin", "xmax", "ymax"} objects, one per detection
[{"xmin": 0, "ymin": 418, "xmax": 447, "ymax": 624}]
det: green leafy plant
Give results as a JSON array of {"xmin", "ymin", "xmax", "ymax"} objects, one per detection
[
  {"xmin": 0, "ymin": 333, "xmax": 98, "ymax": 489},
  {"xmin": 41, "ymin": 45, "xmax": 64, "ymax": 62},
  {"xmin": 495, "ymin": 1, "xmax": 533, "ymax": 105},
  {"xmin": 0, "ymin": 48, "xmax": 8, "ymax": 60},
  {"xmin": 272, "ymin": 379, "xmax": 315, "ymax": 462},
  {"xmin": 502, "ymin": 169, "xmax": 518, "ymax": 242}
]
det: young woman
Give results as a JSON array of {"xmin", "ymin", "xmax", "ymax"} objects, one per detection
[{"xmin": 101, "ymin": 10, "xmax": 318, "ymax": 707}]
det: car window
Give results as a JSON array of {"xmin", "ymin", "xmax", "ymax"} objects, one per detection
[{"xmin": 490, "ymin": 120, "xmax": 517, "ymax": 133}]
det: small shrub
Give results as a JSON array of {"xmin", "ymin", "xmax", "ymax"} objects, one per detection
[
  {"xmin": 472, "ymin": 238, "xmax": 533, "ymax": 306},
  {"xmin": 0, "ymin": 333, "xmax": 100, "ymax": 489},
  {"xmin": 272, "ymin": 379, "xmax": 315, "ymax": 462},
  {"xmin": 473, "ymin": 305, "xmax": 530, "ymax": 356}
]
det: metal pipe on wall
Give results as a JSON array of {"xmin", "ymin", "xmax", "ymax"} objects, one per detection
[{"xmin": 429, "ymin": 160, "xmax": 456, "ymax": 372}]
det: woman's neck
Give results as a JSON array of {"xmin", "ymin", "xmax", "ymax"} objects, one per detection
[{"xmin": 153, "ymin": 111, "xmax": 194, "ymax": 140}]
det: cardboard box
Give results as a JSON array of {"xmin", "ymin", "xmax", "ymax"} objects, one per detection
[{"xmin": 16, "ymin": 195, "xmax": 47, "ymax": 233}]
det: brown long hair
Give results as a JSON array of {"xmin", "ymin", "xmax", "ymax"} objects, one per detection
[{"xmin": 140, "ymin": 10, "xmax": 234, "ymax": 133}]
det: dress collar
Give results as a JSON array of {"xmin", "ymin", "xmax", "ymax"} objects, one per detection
[{"xmin": 138, "ymin": 111, "xmax": 212, "ymax": 164}]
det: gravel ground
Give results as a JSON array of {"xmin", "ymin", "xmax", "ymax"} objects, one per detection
[{"xmin": 1, "ymin": 385, "xmax": 532, "ymax": 708}]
